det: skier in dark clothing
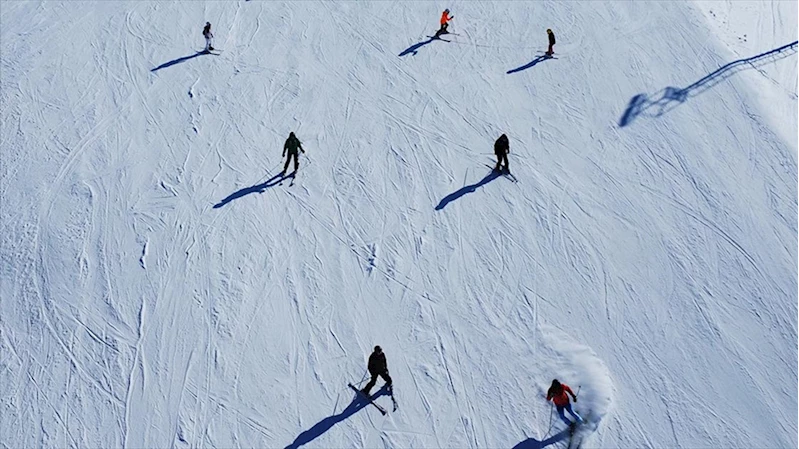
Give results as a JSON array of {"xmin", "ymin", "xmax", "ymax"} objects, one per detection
[
  {"xmin": 361, "ymin": 346, "xmax": 392, "ymax": 395},
  {"xmin": 282, "ymin": 132, "xmax": 305, "ymax": 174},
  {"xmin": 545, "ymin": 28, "xmax": 556, "ymax": 56},
  {"xmin": 203, "ymin": 22, "xmax": 214, "ymax": 52},
  {"xmin": 494, "ymin": 133, "xmax": 510, "ymax": 172}
]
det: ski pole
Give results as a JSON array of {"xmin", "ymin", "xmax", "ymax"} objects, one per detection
[
  {"xmin": 253, "ymin": 162, "xmax": 282, "ymax": 185},
  {"xmin": 544, "ymin": 400, "xmax": 554, "ymax": 438},
  {"xmin": 355, "ymin": 368, "xmax": 368, "ymax": 388}
]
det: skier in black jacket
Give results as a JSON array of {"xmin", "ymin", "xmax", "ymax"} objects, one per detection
[
  {"xmin": 546, "ymin": 28, "xmax": 556, "ymax": 56},
  {"xmin": 494, "ymin": 133, "xmax": 510, "ymax": 172},
  {"xmin": 282, "ymin": 132, "xmax": 305, "ymax": 174},
  {"xmin": 362, "ymin": 346, "xmax": 392, "ymax": 395}
]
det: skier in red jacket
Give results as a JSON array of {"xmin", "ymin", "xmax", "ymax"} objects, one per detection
[
  {"xmin": 435, "ymin": 9, "xmax": 453, "ymax": 37},
  {"xmin": 546, "ymin": 379, "xmax": 583, "ymax": 425}
]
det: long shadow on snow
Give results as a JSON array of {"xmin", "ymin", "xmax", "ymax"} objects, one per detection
[
  {"xmin": 284, "ymin": 387, "xmax": 389, "ymax": 449},
  {"xmin": 435, "ymin": 169, "xmax": 501, "ymax": 211},
  {"xmin": 619, "ymin": 40, "xmax": 798, "ymax": 127},
  {"xmin": 399, "ymin": 37, "xmax": 437, "ymax": 57},
  {"xmin": 213, "ymin": 173, "xmax": 285, "ymax": 208},
  {"xmin": 506, "ymin": 55, "xmax": 551, "ymax": 74},
  {"xmin": 151, "ymin": 51, "xmax": 208, "ymax": 72},
  {"xmin": 512, "ymin": 428, "xmax": 571, "ymax": 449}
]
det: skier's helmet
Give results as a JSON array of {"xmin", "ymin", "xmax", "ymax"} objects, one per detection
[
  {"xmin": 206, "ymin": 22, "xmax": 211, "ymax": 26},
  {"xmin": 547, "ymin": 28, "xmax": 552, "ymax": 34},
  {"xmin": 444, "ymin": 9, "xmax": 450, "ymax": 14},
  {"xmin": 374, "ymin": 345, "xmax": 382, "ymax": 353}
]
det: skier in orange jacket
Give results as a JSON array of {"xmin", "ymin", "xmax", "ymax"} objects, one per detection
[
  {"xmin": 435, "ymin": 9, "xmax": 453, "ymax": 37},
  {"xmin": 546, "ymin": 379, "xmax": 584, "ymax": 425}
]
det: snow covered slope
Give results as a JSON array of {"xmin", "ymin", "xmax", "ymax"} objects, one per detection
[{"xmin": 1, "ymin": 1, "xmax": 796, "ymax": 448}]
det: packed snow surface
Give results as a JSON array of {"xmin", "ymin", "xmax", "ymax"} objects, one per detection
[{"xmin": 1, "ymin": 1, "xmax": 796, "ymax": 448}]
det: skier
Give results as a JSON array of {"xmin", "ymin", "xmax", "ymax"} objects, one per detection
[
  {"xmin": 282, "ymin": 132, "xmax": 305, "ymax": 174},
  {"xmin": 545, "ymin": 28, "xmax": 556, "ymax": 56},
  {"xmin": 494, "ymin": 133, "xmax": 510, "ymax": 172},
  {"xmin": 361, "ymin": 346, "xmax": 393, "ymax": 395},
  {"xmin": 203, "ymin": 22, "xmax": 214, "ymax": 52},
  {"xmin": 435, "ymin": 9, "xmax": 453, "ymax": 37},
  {"xmin": 546, "ymin": 379, "xmax": 583, "ymax": 426}
]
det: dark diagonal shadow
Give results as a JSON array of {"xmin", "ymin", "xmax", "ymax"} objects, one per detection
[
  {"xmin": 512, "ymin": 428, "xmax": 570, "ymax": 449},
  {"xmin": 507, "ymin": 56, "xmax": 550, "ymax": 74},
  {"xmin": 399, "ymin": 38, "xmax": 436, "ymax": 57},
  {"xmin": 435, "ymin": 170, "xmax": 501, "ymax": 210},
  {"xmin": 151, "ymin": 51, "xmax": 207, "ymax": 72},
  {"xmin": 213, "ymin": 173, "xmax": 285, "ymax": 208},
  {"xmin": 619, "ymin": 40, "xmax": 798, "ymax": 126},
  {"xmin": 285, "ymin": 388, "xmax": 388, "ymax": 449}
]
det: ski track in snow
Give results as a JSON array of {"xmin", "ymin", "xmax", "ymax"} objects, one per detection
[{"xmin": 1, "ymin": 1, "xmax": 796, "ymax": 449}]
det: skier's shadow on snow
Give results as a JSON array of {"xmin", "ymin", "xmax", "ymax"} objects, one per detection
[
  {"xmin": 213, "ymin": 173, "xmax": 286, "ymax": 208},
  {"xmin": 512, "ymin": 428, "xmax": 571, "ymax": 449},
  {"xmin": 399, "ymin": 37, "xmax": 437, "ymax": 57},
  {"xmin": 151, "ymin": 51, "xmax": 208, "ymax": 72},
  {"xmin": 618, "ymin": 40, "xmax": 798, "ymax": 127},
  {"xmin": 284, "ymin": 387, "xmax": 389, "ymax": 449},
  {"xmin": 506, "ymin": 55, "xmax": 551, "ymax": 74},
  {"xmin": 435, "ymin": 169, "xmax": 501, "ymax": 210}
]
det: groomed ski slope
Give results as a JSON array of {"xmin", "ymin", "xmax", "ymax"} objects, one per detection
[{"xmin": 1, "ymin": 1, "xmax": 796, "ymax": 448}]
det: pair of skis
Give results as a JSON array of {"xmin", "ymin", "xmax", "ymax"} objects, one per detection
[
  {"xmin": 484, "ymin": 164, "xmax": 519, "ymax": 183},
  {"xmin": 279, "ymin": 170, "xmax": 298, "ymax": 187},
  {"xmin": 566, "ymin": 419, "xmax": 589, "ymax": 449},
  {"xmin": 348, "ymin": 383, "xmax": 397, "ymax": 415},
  {"xmin": 566, "ymin": 410, "xmax": 596, "ymax": 449},
  {"xmin": 536, "ymin": 51, "xmax": 558, "ymax": 59},
  {"xmin": 427, "ymin": 32, "xmax": 459, "ymax": 42}
]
